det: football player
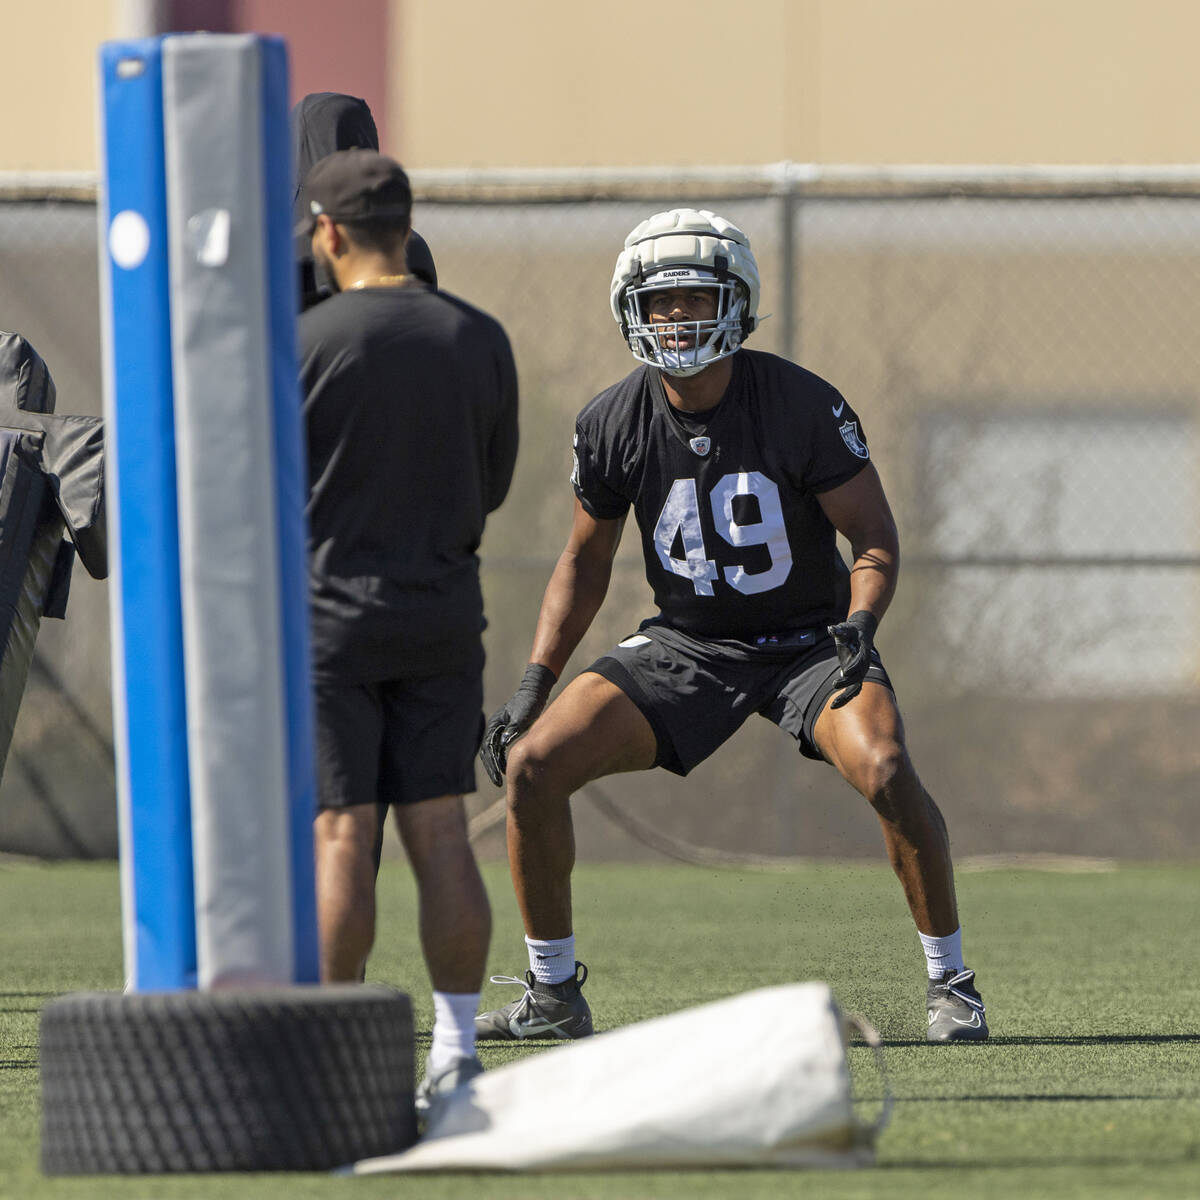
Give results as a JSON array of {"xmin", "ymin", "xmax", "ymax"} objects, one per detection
[{"xmin": 477, "ymin": 209, "xmax": 987, "ymax": 1044}]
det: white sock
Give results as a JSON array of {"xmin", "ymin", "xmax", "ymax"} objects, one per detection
[
  {"xmin": 919, "ymin": 927, "xmax": 964, "ymax": 980},
  {"xmin": 525, "ymin": 934, "xmax": 575, "ymax": 984},
  {"xmin": 428, "ymin": 991, "xmax": 479, "ymax": 1073}
]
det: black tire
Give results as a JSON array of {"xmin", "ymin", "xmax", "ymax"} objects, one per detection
[{"xmin": 40, "ymin": 984, "xmax": 416, "ymax": 1174}]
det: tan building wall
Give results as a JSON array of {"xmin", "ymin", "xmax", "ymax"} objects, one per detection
[
  {"xmin": 389, "ymin": 0, "xmax": 813, "ymax": 167},
  {"xmin": 391, "ymin": 0, "xmax": 1200, "ymax": 168},
  {"xmin": 6, "ymin": 0, "xmax": 1200, "ymax": 172},
  {"xmin": 1, "ymin": 0, "xmax": 127, "ymax": 172},
  {"xmin": 816, "ymin": 0, "xmax": 1200, "ymax": 165}
]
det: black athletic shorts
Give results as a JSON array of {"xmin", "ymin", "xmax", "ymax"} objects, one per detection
[
  {"xmin": 587, "ymin": 619, "xmax": 892, "ymax": 776},
  {"xmin": 314, "ymin": 670, "xmax": 484, "ymax": 809}
]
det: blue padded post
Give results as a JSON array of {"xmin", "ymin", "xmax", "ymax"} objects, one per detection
[{"xmin": 98, "ymin": 38, "xmax": 197, "ymax": 991}]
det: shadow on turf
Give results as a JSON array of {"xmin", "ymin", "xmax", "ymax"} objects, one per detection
[
  {"xmin": 878, "ymin": 1153, "xmax": 1200, "ymax": 1170},
  {"xmin": 903, "ymin": 1093, "xmax": 1186, "ymax": 1102},
  {"xmin": 873, "ymin": 1034, "xmax": 1200, "ymax": 1047}
]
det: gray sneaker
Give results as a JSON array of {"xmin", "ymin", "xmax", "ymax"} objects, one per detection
[
  {"xmin": 415, "ymin": 1053, "xmax": 483, "ymax": 1122},
  {"xmin": 926, "ymin": 968, "xmax": 989, "ymax": 1042},
  {"xmin": 475, "ymin": 961, "xmax": 594, "ymax": 1041}
]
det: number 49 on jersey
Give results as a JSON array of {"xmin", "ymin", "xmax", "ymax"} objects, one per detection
[{"xmin": 653, "ymin": 471, "xmax": 793, "ymax": 597}]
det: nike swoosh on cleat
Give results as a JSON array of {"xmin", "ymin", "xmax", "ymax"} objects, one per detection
[
  {"xmin": 510, "ymin": 1016, "xmax": 574, "ymax": 1038},
  {"xmin": 951, "ymin": 1011, "xmax": 982, "ymax": 1028},
  {"xmin": 832, "ymin": 400, "xmax": 846, "ymax": 418}
]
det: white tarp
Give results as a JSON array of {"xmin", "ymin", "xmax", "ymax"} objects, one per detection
[{"xmin": 351, "ymin": 981, "xmax": 887, "ymax": 1174}]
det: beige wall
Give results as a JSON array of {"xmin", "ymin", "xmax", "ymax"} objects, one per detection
[
  {"xmin": 390, "ymin": 0, "xmax": 1200, "ymax": 167},
  {"xmin": 816, "ymin": 0, "xmax": 1200, "ymax": 164},
  {"xmin": 1, "ymin": 0, "xmax": 125, "ymax": 172},
  {"xmin": 389, "ymin": 0, "xmax": 816, "ymax": 167},
  {"xmin": 7, "ymin": 0, "xmax": 1200, "ymax": 172}
]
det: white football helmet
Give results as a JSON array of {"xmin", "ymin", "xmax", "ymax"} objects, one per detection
[{"xmin": 610, "ymin": 208, "xmax": 760, "ymax": 377}]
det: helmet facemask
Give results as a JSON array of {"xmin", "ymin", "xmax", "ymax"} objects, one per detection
[
  {"xmin": 610, "ymin": 209, "xmax": 761, "ymax": 378},
  {"xmin": 621, "ymin": 267, "xmax": 749, "ymax": 378}
]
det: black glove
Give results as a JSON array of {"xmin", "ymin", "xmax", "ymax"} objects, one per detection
[
  {"xmin": 479, "ymin": 664, "xmax": 557, "ymax": 787},
  {"xmin": 826, "ymin": 610, "xmax": 879, "ymax": 710}
]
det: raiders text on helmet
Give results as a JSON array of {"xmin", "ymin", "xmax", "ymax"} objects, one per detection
[{"xmin": 610, "ymin": 209, "xmax": 761, "ymax": 377}]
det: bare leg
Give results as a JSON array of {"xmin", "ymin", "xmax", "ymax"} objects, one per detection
[
  {"xmin": 814, "ymin": 683, "xmax": 959, "ymax": 935},
  {"xmin": 314, "ymin": 805, "xmax": 379, "ymax": 982},
  {"xmin": 504, "ymin": 673, "xmax": 657, "ymax": 939},
  {"xmin": 392, "ymin": 794, "xmax": 491, "ymax": 993}
]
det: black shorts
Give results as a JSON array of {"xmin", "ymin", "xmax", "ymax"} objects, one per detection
[
  {"xmin": 314, "ymin": 670, "xmax": 484, "ymax": 809},
  {"xmin": 587, "ymin": 620, "xmax": 892, "ymax": 776}
]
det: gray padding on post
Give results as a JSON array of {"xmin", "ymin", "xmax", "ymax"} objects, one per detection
[{"xmin": 163, "ymin": 35, "xmax": 294, "ymax": 987}]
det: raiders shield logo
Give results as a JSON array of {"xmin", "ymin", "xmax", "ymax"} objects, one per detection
[
  {"xmin": 689, "ymin": 436, "xmax": 711, "ymax": 456},
  {"xmin": 838, "ymin": 420, "xmax": 869, "ymax": 459}
]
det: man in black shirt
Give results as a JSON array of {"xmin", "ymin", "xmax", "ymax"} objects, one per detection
[
  {"xmin": 291, "ymin": 92, "xmax": 437, "ymax": 310},
  {"xmin": 297, "ymin": 150, "xmax": 519, "ymax": 1111},
  {"xmin": 477, "ymin": 209, "xmax": 987, "ymax": 1044}
]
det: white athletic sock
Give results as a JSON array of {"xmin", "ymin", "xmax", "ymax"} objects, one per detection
[
  {"xmin": 919, "ymin": 927, "xmax": 964, "ymax": 980},
  {"xmin": 428, "ymin": 991, "xmax": 479, "ymax": 1074},
  {"xmin": 525, "ymin": 934, "xmax": 575, "ymax": 985}
]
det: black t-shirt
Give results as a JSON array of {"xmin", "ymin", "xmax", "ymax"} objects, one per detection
[
  {"xmin": 572, "ymin": 349, "xmax": 869, "ymax": 638},
  {"xmin": 300, "ymin": 282, "xmax": 518, "ymax": 679}
]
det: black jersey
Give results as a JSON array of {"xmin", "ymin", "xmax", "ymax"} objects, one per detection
[
  {"xmin": 572, "ymin": 349, "xmax": 870, "ymax": 638},
  {"xmin": 301, "ymin": 283, "xmax": 518, "ymax": 680}
]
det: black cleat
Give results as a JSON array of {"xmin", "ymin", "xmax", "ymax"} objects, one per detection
[
  {"xmin": 475, "ymin": 962, "xmax": 594, "ymax": 1041},
  {"xmin": 926, "ymin": 968, "xmax": 989, "ymax": 1042}
]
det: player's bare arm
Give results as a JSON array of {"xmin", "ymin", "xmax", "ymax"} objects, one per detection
[
  {"xmin": 817, "ymin": 462, "xmax": 900, "ymax": 622},
  {"xmin": 480, "ymin": 501, "xmax": 625, "ymax": 784},
  {"xmin": 817, "ymin": 463, "xmax": 900, "ymax": 707},
  {"xmin": 529, "ymin": 501, "xmax": 626, "ymax": 678}
]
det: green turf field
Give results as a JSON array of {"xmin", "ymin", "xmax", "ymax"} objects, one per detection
[{"xmin": 2, "ymin": 857, "xmax": 1197, "ymax": 1198}]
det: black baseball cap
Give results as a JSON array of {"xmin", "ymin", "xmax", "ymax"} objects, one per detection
[{"xmin": 294, "ymin": 148, "xmax": 413, "ymax": 237}]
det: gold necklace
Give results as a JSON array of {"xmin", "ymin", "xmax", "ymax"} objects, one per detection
[{"xmin": 348, "ymin": 274, "xmax": 411, "ymax": 290}]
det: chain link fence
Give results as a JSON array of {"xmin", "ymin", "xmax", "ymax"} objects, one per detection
[{"xmin": 2, "ymin": 167, "xmax": 1198, "ymax": 861}]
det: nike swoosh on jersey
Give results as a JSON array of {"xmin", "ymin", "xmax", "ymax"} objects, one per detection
[{"xmin": 832, "ymin": 400, "xmax": 846, "ymax": 418}]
